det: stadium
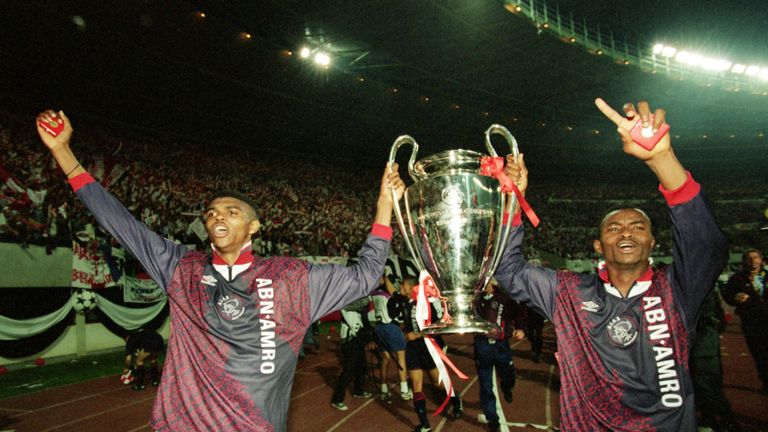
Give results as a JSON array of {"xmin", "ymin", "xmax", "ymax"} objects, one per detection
[{"xmin": 1, "ymin": 1, "xmax": 766, "ymax": 431}]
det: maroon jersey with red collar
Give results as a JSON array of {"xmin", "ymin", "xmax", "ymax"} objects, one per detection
[
  {"xmin": 69, "ymin": 173, "xmax": 391, "ymax": 431},
  {"xmin": 495, "ymin": 173, "xmax": 727, "ymax": 431}
]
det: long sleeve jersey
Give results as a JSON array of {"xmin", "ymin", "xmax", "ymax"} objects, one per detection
[
  {"xmin": 69, "ymin": 173, "xmax": 391, "ymax": 432},
  {"xmin": 495, "ymin": 173, "xmax": 727, "ymax": 431}
]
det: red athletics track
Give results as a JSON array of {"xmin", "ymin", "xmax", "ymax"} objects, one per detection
[{"xmin": 1, "ymin": 321, "xmax": 766, "ymax": 432}]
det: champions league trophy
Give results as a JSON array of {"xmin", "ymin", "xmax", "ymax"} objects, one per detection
[{"xmin": 388, "ymin": 125, "xmax": 520, "ymax": 334}]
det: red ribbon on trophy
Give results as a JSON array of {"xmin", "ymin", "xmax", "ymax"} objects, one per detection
[
  {"xmin": 414, "ymin": 271, "xmax": 468, "ymax": 415},
  {"xmin": 479, "ymin": 156, "xmax": 540, "ymax": 227}
]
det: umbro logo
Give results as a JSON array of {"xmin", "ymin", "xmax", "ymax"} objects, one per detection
[
  {"xmin": 581, "ymin": 301, "xmax": 600, "ymax": 312},
  {"xmin": 201, "ymin": 275, "xmax": 217, "ymax": 286}
]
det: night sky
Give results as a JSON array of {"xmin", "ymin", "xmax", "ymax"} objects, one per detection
[{"xmin": 2, "ymin": 1, "xmax": 766, "ymax": 179}]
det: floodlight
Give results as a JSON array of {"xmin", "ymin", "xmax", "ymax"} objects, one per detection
[
  {"xmin": 759, "ymin": 69, "xmax": 768, "ymax": 80},
  {"xmin": 701, "ymin": 58, "xmax": 731, "ymax": 71},
  {"xmin": 299, "ymin": 47, "xmax": 311, "ymax": 58},
  {"xmin": 676, "ymin": 51, "xmax": 702, "ymax": 66},
  {"xmin": 653, "ymin": 44, "xmax": 664, "ymax": 55},
  {"xmin": 745, "ymin": 65, "xmax": 760, "ymax": 76},
  {"xmin": 731, "ymin": 64, "xmax": 746, "ymax": 74},
  {"xmin": 661, "ymin": 46, "xmax": 677, "ymax": 58},
  {"xmin": 314, "ymin": 52, "xmax": 330, "ymax": 66}
]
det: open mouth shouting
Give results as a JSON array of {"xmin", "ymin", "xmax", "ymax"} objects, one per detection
[
  {"xmin": 617, "ymin": 240, "xmax": 637, "ymax": 253},
  {"xmin": 212, "ymin": 223, "xmax": 229, "ymax": 238}
]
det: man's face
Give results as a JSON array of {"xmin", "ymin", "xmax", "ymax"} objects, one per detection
[
  {"xmin": 744, "ymin": 251, "xmax": 764, "ymax": 272},
  {"xmin": 204, "ymin": 197, "xmax": 260, "ymax": 254},
  {"xmin": 593, "ymin": 209, "xmax": 655, "ymax": 270}
]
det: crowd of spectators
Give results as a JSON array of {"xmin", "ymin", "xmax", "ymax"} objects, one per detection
[{"xmin": 1, "ymin": 110, "xmax": 765, "ymax": 262}]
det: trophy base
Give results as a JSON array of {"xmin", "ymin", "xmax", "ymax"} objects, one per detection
[{"xmin": 421, "ymin": 319, "xmax": 497, "ymax": 335}]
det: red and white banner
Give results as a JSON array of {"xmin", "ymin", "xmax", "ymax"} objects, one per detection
[{"xmin": 70, "ymin": 240, "xmax": 116, "ymax": 289}]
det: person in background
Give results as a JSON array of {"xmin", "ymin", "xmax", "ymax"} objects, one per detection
[
  {"xmin": 723, "ymin": 248, "xmax": 768, "ymax": 395},
  {"xmin": 473, "ymin": 278, "xmax": 526, "ymax": 432},
  {"xmin": 330, "ymin": 296, "xmax": 375, "ymax": 411},
  {"xmin": 390, "ymin": 276, "xmax": 462, "ymax": 432},
  {"xmin": 373, "ymin": 273, "xmax": 411, "ymax": 402},
  {"xmin": 122, "ymin": 329, "xmax": 164, "ymax": 390},
  {"xmin": 690, "ymin": 289, "xmax": 742, "ymax": 432},
  {"xmin": 524, "ymin": 304, "xmax": 545, "ymax": 363}
]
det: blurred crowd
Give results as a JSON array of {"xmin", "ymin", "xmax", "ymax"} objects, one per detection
[{"xmin": 1, "ymin": 110, "xmax": 765, "ymax": 260}]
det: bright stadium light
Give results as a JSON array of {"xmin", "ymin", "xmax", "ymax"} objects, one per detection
[
  {"xmin": 314, "ymin": 51, "xmax": 330, "ymax": 66},
  {"xmin": 676, "ymin": 51, "xmax": 703, "ymax": 66},
  {"xmin": 653, "ymin": 44, "xmax": 664, "ymax": 55},
  {"xmin": 759, "ymin": 69, "xmax": 768, "ymax": 80},
  {"xmin": 745, "ymin": 65, "xmax": 760, "ymax": 76},
  {"xmin": 299, "ymin": 47, "xmax": 311, "ymax": 58},
  {"xmin": 662, "ymin": 46, "xmax": 677, "ymax": 58},
  {"xmin": 731, "ymin": 64, "xmax": 746, "ymax": 74},
  {"xmin": 701, "ymin": 58, "xmax": 731, "ymax": 71}
]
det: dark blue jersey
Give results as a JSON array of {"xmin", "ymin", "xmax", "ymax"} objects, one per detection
[{"xmin": 495, "ymin": 173, "xmax": 727, "ymax": 431}]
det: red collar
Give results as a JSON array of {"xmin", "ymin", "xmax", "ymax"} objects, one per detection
[
  {"xmin": 211, "ymin": 243, "xmax": 254, "ymax": 266},
  {"xmin": 597, "ymin": 262, "xmax": 653, "ymax": 284}
]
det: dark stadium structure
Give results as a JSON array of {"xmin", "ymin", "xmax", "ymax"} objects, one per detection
[{"xmin": 2, "ymin": 0, "xmax": 766, "ymax": 183}]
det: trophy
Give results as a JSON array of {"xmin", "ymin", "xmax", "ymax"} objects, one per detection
[{"xmin": 388, "ymin": 125, "xmax": 520, "ymax": 334}]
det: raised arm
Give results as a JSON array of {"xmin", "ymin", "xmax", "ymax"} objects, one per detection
[
  {"xmin": 595, "ymin": 99, "xmax": 727, "ymax": 326},
  {"xmin": 36, "ymin": 110, "xmax": 85, "ymax": 181},
  {"xmin": 496, "ymin": 154, "xmax": 558, "ymax": 319},
  {"xmin": 594, "ymin": 98, "xmax": 686, "ymax": 190},
  {"xmin": 307, "ymin": 164, "xmax": 405, "ymax": 321},
  {"xmin": 35, "ymin": 110, "xmax": 187, "ymax": 290}
]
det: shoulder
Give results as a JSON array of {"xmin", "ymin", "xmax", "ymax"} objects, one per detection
[
  {"xmin": 179, "ymin": 249, "xmax": 207, "ymax": 262},
  {"xmin": 258, "ymin": 255, "xmax": 311, "ymax": 273}
]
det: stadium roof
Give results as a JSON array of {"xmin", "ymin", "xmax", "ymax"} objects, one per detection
[{"xmin": 2, "ymin": 0, "xmax": 766, "ymax": 181}]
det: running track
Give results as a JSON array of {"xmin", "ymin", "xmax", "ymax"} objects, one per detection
[{"xmin": 1, "ymin": 321, "xmax": 765, "ymax": 431}]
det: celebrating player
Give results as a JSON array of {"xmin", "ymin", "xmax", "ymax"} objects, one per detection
[
  {"xmin": 495, "ymin": 99, "xmax": 728, "ymax": 431},
  {"xmin": 35, "ymin": 109, "xmax": 405, "ymax": 432}
]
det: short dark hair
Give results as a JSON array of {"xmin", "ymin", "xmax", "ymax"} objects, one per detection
[
  {"xmin": 598, "ymin": 208, "xmax": 652, "ymax": 233},
  {"xmin": 742, "ymin": 248, "xmax": 763, "ymax": 260},
  {"xmin": 208, "ymin": 190, "xmax": 259, "ymax": 219}
]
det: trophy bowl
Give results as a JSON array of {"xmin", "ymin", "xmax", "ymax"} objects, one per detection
[{"xmin": 389, "ymin": 125, "xmax": 519, "ymax": 334}]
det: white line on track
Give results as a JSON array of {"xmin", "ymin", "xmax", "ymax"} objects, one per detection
[
  {"xmin": 295, "ymin": 358, "xmax": 337, "ymax": 372},
  {"xmin": 39, "ymin": 394, "xmax": 156, "ymax": 432},
  {"xmin": 492, "ymin": 367, "xmax": 510, "ymax": 432},
  {"xmin": 325, "ymin": 384, "xmax": 395, "ymax": 432},
  {"xmin": 11, "ymin": 385, "xmax": 136, "ymax": 418},
  {"xmin": 434, "ymin": 375, "xmax": 479, "ymax": 432},
  {"xmin": 291, "ymin": 383, "xmax": 328, "ymax": 401}
]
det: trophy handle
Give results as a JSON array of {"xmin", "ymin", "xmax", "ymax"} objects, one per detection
[
  {"xmin": 483, "ymin": 124, "xmax": 520, "ymax": 286},
  {"xmin": 388, "ymin": 136, "xmax": 425, "ymax": 272}
]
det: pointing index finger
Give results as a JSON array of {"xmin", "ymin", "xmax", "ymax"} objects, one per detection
[{"xmin": 594, "ymin": 98, "xmax": 624, "ymax": 126}]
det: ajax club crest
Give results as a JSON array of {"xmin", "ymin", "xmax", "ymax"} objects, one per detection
[
  {"xmin": 217, "ymin": 295, "xmax": 246, "ymax": 321},
  {"xmin": 606, "ymin": 315, "xmax": 639, "ymax": 347}
]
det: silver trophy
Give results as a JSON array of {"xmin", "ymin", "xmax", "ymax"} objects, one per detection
[{"xmin": 389, "ymin": 125, "xmax": 520, "ymax": 334}]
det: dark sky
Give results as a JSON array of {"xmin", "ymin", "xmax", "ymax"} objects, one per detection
[
  {"xmin": 1, "ymin": 0, "xmax": 766, "ymax": 179},
  {"xmin": 557, "ymin": 0, "xmax": 768, "ymax": 60}
]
